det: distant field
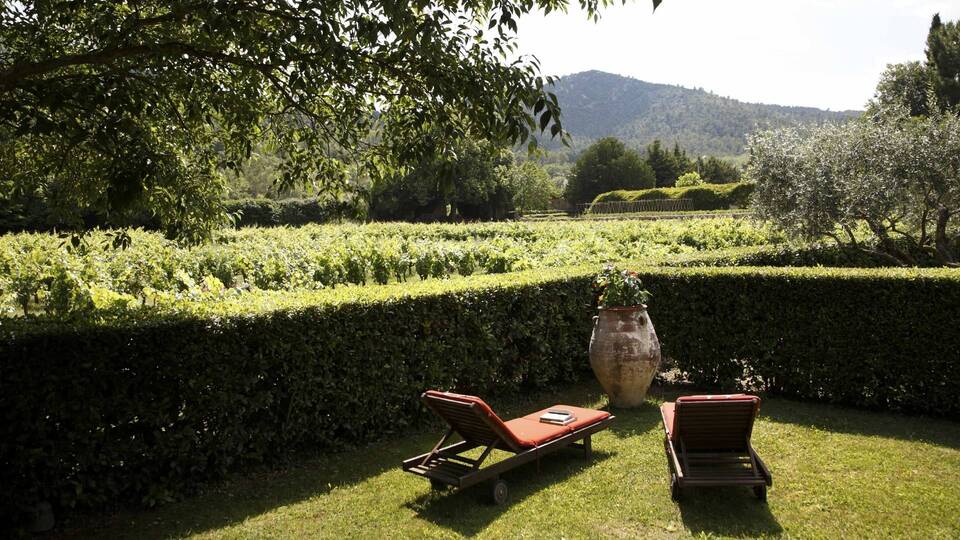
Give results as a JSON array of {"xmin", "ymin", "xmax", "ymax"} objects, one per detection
[{"xmin": 0, "ymin": 218, "xmax": 780, "ymax": 318}]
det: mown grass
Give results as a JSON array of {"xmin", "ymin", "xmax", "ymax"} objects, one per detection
[{"xmin": 66, "ymin": 382, "xmax": 960, "ymax": 539}]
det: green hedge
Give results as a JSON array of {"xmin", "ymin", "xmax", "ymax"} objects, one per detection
[
  {"xmin": 0, "ymin": 196, "xmax": 160, "ymax": 234},
  {"xmin": 665, "ymin": 242, "xmax": 947, "ymax": 268},
  {"xmin": 637, "ymin": 267, "xmax": 960, "ymax": 417},
  {"xmin": 592, "ymin": 182, "xmax": 755, "ymax": 210},
  {"xmin": 2, "ymin": 264, "xmax": 958, "ymax": 527},
  {"xmin": 225, "ymin": 197, "xmax": 360, "ymax": 228},
  {"xmin": 663, "ymin": 244, "xmax": 894, "ymax": 268},
  {"xmin": 0, "ymin": 197, "xmax": 358, "ymax": 235},
  {"xmin": 0, "ymin": 270, "xmax": 595, "ymax": 527}
]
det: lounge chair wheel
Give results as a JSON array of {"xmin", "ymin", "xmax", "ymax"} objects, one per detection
[
  {"xmin": 670, "ymin": 474, "xmax": 681, "ymax": 502},
  {"xmin": 490, "ymin": 479, "xmax": 509, "ymax": 505},
  {"xmin": 430, "ymin": 479, "xmax": 447, "ymax": 491},
  {"xmin": 753, "ymin": 485, "xmax": 767, "ymax": 502}
]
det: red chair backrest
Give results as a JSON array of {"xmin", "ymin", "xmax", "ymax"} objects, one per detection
[
  {"xmin": 421, "ymin": 391, "xmax": 525, "ymax": 452},
  {"xmin": 674, "ymin": 395, "xmax": 760, "ymax": 451}
]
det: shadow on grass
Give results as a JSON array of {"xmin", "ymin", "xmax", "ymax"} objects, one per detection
[
  {"xmin": 758, "ymin": 397, "xmax": 960, "ymax": 449},
  {"xmin": 406, "ymin": 449, "xmax": 613, "ymax": 537},
  {"xmin": 677, "ymin": 488, "xmax": 783, "ymax": 538},
  {"xmin": 606, "ymin": 400, "xmax": 663, "ymax": 439},
  {"xmin": 65, "ymin": 432, "xmax": 434, "ymax": 540},
  {"xmin": 65, "ymin": 380, "xmax": 615, "ymax": 539}
]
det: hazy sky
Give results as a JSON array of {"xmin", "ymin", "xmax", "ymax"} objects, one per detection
[{"xmin": 516, "ymin": 0, "xmax": 960, "ymax": 111}]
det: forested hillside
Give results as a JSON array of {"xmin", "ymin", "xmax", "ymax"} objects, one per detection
[{"xmin": 546, "ymin": 70, "xmax": 859, "ymax": 158}]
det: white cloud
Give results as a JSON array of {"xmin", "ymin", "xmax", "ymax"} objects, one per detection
[{"xmin": 515, "ymin": 0, "xmax": 960, "ymax": 110}]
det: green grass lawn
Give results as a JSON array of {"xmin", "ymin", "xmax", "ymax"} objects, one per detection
[{"xmin": 67, "ymin": 382, "xmax": 960, "ymax": 539}]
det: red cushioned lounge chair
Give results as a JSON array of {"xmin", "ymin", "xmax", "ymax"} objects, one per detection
[
  {"xmin": 402, "ymin": 390, "xmax": 614, "ymax": 504},
  {"xmin": 660, "ymin": 394, "xmax": 772, "ymax": 501}
]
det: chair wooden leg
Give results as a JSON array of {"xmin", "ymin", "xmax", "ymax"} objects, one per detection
[
  {"xmin": 584, "ymin": 435, "xmax": 593, "ymax": 460},
  {"xmin": 671, "ymin": 473, "xmax": 682, "ymax": 501}
]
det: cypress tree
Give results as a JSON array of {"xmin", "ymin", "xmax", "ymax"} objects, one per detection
[{"xmin": 926, "ymin": 13, "xmax": 960, "ymax": 110}]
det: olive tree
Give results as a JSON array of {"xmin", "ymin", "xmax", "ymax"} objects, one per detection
[{"xmin": 748, "ymin": 104, "xmax": 960, "ymax": 266}]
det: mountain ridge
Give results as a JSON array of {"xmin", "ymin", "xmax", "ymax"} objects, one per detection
[{"xmin": 546, "ymin": 70, "xmax": 860, "ymax": 158}]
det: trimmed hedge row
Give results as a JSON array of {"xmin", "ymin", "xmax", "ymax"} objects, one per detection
[
  {"xmin": 0, "ymin": 197, "xmax": 159, "ymax": 234},
  {"xmin": 0, "ymin": 270, "xmax": 595, "ymax": 526},
  {"xmin": 225, "ymin": 197, "xmax": 360, "ymax": 228},
  {"xmin": 639, "ymin": 266, "xmax": 960, "ymax": 418},
  {"xmin": 0, "ymin": 197, "xmax": 358, "ymax": 234},
  {"xmin": 663, "ymin": 244, "xmax": 896, "ymax": 268},
  {"xmin": 592, "ymin": 182, "xmax": 755, "ymax": 210},
  {"xmin": 2, "ymin": 265, "xmax": 959, "ymax": 526},
  {"xmin": 666, "ymin": 242, "xmax": 949, "ymax": 269}
]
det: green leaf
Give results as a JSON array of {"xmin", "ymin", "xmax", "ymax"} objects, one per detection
[{"xmin": 539, "ymin": 110, "xmax": 552, "ymax": 131}]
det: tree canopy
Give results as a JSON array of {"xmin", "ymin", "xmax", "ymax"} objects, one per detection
[
  {"xmin": 871, "ymin": 14, "xmax": 960, "ymax": 117},
  {"xmin": 752, "ymin": 12, "xmax": 960, "ymax": 268},
  {"xmin": 695, "ymin": 155, "xmax": 741, "ymax": 184},
  {"xmin": 675, "ymin": 171, "xmax": 703, "ymax": 187},
  {"xmin": 369, "ymin": 137, "xmax": 515, "ymax": 221},
  {"xmin": 564, "ymin": 137, "xmax": 655, "ymax": 204},
  {"xmin": 927, "ymin": 14, "xmax": 960, "ymax": 110},
  {"xmin": 749, "ymin": 104, "xmax": 960, "ymax": 267},
  {"xmin": 644, "ymin": 140, "xmax": 693, "ymax": 187},
  {"xmin": 0, "ymin": 0, "xmax": 663, "ymax": 241},
  {"xmin": 503, "ymin": 161, "xmax": 561, "ymax": 213},
  {"xmin": 871, "ymin": 61, "xmax": 933, "ymax": 117}
]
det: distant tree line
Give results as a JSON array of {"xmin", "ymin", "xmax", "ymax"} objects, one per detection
[
  {"xmin": 563, "ymin": 137, "xmax": 741, "ymax": 204},
  {"xmin": 368, "ymin": 138, "xmax": 564, "ymax": 221}
]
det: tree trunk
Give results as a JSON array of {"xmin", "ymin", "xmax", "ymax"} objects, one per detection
[
  {"xmin": 868, "ymin": 222, "xmax": 915, "ymax": 266},
  {"xmin": 934, "ymin": 206, "xmax": 957, "ymax": 265}
]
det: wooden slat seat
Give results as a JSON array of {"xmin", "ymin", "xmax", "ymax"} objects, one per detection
[{"xmin": 660, "ymin": 394, "xmax": 773, "ymax": 501}]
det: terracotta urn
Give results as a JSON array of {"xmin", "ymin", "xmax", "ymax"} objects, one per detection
[{"xmin": 589, "ymin": 305, "xmax": 661, "ymax": 408}]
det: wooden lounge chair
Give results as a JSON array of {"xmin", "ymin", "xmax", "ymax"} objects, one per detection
[
  {"xmin": 660, "ymin": 394, "xmax": 772, "ymax": 501},
  {"xmin": 402, "ymin": 390, "xmax": 614, "ymax": 504}
]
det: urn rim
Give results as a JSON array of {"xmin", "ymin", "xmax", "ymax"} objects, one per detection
[{"xmin": 597, "ymin": 304, "xmax": 647, "ymax": 312}]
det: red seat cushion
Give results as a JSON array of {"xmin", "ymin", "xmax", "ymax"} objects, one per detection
[
  {"xmin": 676, "ymin": 394, "xmax": 755, "ymax": 403},
  {"xmin": 503, "ymin": 418, "xmax": 570, "ymax": 446},
  {"xmin": 506, "ymin": 404, "xmax": 611, "ymax": 446},
  {"xmin": 521, "ymin": 405, "xmax": 611, "ymax": 431},
  {"xmin": 660, "ymin": 402, "xmax": 676, "ymax": 439}
]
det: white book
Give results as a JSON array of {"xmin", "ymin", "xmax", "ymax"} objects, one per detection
[{"xmin": 540, "ymin": 410, "xmax": 576, "ymax": 425}]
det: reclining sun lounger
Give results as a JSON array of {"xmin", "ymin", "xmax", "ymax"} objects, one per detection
[
  {"xmin": 402, "ymin": 390, "xmax": 614, "ymax": 504},
  {"xmin": 660, "ymin": 394, "xmax": 772, "ymax": 501}
]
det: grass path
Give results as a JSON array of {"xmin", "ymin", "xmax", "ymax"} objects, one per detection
[{"xmin": 66, "ymin": 382, "xmax": 960, "ymax": 539}]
